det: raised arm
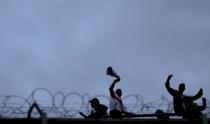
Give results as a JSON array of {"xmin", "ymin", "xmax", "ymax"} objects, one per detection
[
  {"xmin": 165, "ymin": 74, "xmax": 177, "ymax": 95},
  {"xmin": 109, "ymin": 78, "xmax": 120, "ymax": 98},
  {"xmin": 198, "ymin": 97, "xmax": 207, "ymax": 111},
  {"xmin": 189, "ymin": 88, "xmax": 203, "ymax": 101}
]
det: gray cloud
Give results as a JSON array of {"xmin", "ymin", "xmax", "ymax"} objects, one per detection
[{"xmin": 0, "ymin": 0, "xmax": 210, "ymax": 102}]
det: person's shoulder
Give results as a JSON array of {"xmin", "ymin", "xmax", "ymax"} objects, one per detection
[
  {"xmin": 173, "ymin": 90, "xmax": 179, "ymax": 94},
  {"xmin": 99, "ymin": 104, "xmax": 108, "ymax": 108},
  {"xmin": 183, "ymin": 95, "xmax": 191, "ymax": 99},
  {"xmin": 98, "ymin": 104, "xmax": 108, "ymax": 110}
]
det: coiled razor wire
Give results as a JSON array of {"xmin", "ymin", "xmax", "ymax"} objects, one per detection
[{"xmin": 0, "ymin": 87, "xmax": 209, "ymax": 118}]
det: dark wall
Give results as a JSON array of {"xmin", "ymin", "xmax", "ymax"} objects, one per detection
[{"xmin": 0, "ymin": 118, "xmax": 209, "ymax": 124}]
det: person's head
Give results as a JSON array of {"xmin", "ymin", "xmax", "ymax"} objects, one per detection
[
  {"xmin": 155, "ymin": 109, "xmax": 164, "ymax": 119},
  {"xmin": 115, "ymin": 89, "xmax": 122, "ymax": 97},
  {"xmin": 155, "ymin": 109, "xmax": 169, "ymax": 119},
  {"xmin": 178, "ymin": 83, "xmax": 185, "ymax": 93},
  {"xmin": 89, "ymin": 98, "xmax": 100, "ymax": 108}
]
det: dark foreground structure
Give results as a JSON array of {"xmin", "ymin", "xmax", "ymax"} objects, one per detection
[{"xmin": 0, "ymin": 118, "xmax": 209, "ymax": 124}]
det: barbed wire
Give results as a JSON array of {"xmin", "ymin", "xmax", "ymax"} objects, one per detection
[{"xmin": 0, "ymin": 87, "xmax": 209, "ymax": 118}]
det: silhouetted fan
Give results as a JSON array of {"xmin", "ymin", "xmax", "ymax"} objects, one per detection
[{"xmin": 106, "ymin": 66, "xmax": 120, "ymax": 80}]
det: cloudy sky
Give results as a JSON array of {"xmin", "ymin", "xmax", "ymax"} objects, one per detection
[{"xmin": 0, "ymin": 0, "xmax": 210, "ymax": 103}]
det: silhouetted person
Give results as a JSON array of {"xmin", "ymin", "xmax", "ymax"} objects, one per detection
[
  {"xmin": 155, "ymin": 109, "xmax": 170, "ymax": 119},
  {"xmin": 79, "ymin": 98, "xmax": 108, "ymax": 119},
  {"xmin": 165, "ymin": 74, "xmax": 203, "ymax": 117},
  {"xmin": 183, "ymin": 97, "xmax": 206, "ymax": 119},
  {"xmin": 109, "ymin": 78, "xmax": 134, "ymax": 118}
]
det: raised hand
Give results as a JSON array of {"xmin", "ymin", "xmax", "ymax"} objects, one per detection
[
  {"xmin": 199, "ymin": 88, "xmax": 203, "ymax": 95},
  {"xmin": 167, "ymin": 74, "xmax": 173, "ymax": 82},
  {"xmin": 114, "ymin": 78, "xmax": 120, "ymax": 83},
  {"xmin": 200, "ymin": 88, "xmax": 203, "ymax": 92}
]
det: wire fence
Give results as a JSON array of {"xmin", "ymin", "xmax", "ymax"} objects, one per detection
[{"xmin": 0, "ymin": 87, "xmax": 209, "ymax": 118}]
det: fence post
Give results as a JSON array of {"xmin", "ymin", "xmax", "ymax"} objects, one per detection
[
  {"xmin": 202, "ymin": 114, "xmax": 208, "ymax": 124},
  {"xmin": 41, "ymin": 112, "xmax": 48, "ymax": 124}
]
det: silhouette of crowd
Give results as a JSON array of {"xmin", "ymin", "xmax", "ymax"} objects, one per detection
[{"xmin": 77, "ymin": 67, "xmax": 207, "ymax": 120}]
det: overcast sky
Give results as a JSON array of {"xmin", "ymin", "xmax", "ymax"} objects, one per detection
[{"xmin": 0, "ymin": 0, "xmax": 210, "ymax": 103}]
